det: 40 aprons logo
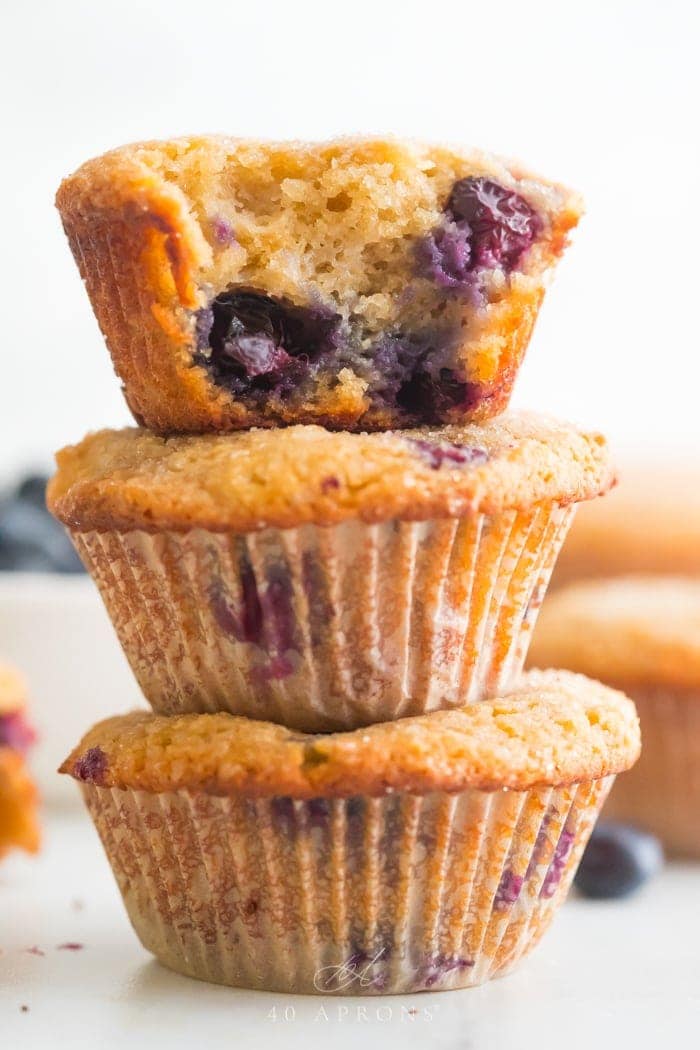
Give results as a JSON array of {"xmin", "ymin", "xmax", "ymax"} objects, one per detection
[{"xmin": 266, "ymin": 1003, "xmax": 439, "ymax": 1024}]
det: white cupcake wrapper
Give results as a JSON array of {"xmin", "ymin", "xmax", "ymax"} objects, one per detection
[
  {"xmin": 604, "ymin": 685, "xmax": 700, "ymax": 857},
  {"xmin": 71, "ymin": 505, "xmax": 574, "ymax": 730},
  {"xmin": 81, "ymin": 774, "xmax": 612, "ymax": 994}
]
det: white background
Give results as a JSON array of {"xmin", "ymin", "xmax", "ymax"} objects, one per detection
[{"xmin": 0, "ymin": 0, "xmax": 698, "ymax": 478}]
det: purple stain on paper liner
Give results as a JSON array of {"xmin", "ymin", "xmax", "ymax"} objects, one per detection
[
  {"xmin": 419, "ymin": 953, "xmax": 474, "ymax": 988},
  {"xmin": 261, "ymin": 564, "xmax": 298, "ymax": 655},
  {"xmin": 409, "ymin": 438, "xmax": 489, "ymax": 470},
  {"xmin": 270, "ymin": 797, "xmax": 296, "ymax": 834},
  {"xmin": 210, "ymin": 558, "xmax": 299, "ymax": 679},
  {"xmin": 0, "ymin": 711, "xmax": 37, "ymax": 754},
  {"xmin": 209, "ymin": 559, "xmax": 263, "ymax": 646},
  {"xmin": 305, "ymin": 798, "xmax": 332, "ymax": 829},
  {"xmin": 301, "ymin": 550, "xmax": 334, "ymax": 647},
  {"xmin": 540, "ymin": 825, "xmax": 577, "ymax": 899},
  {"xmin": 270, "ymin": 797, "xmax": 332, "ymax": 834},
  {"xmin": 56, "ymin": 942, "xmax": 84, "ymax": 951},
  {"xmin": 251, "ymin": 654, "xmax": 296, "ymax": 682},
  {"xmin": 72, "ymin": 747, "xmax": 107, "ymax": 785},
  {"xmin": 493, "ymin": 869, "xmax": 524, "ymax": 911}
]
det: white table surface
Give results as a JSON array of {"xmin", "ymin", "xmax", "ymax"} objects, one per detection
[{"xmin": 2, "ymin": 809, "xmax": 698, "ymax": 1050}]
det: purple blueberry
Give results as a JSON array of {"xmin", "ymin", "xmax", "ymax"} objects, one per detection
[
  {"xmin": 574, "ymin": 823, "xmax": 663, "ymax": 900},
  {"xmin": 210, "ymin": 217, "xmax": 236, "ymax": 246},
  {"xmin": 73, "ymin": 746, "xmax": 108, "ymax": 785},
  {"xmin": 397, "ymin": 368, "xmax": 485, "ymax": 422},
  {"xmin": 0, "ymin": 487, "xmax": 84, "ymax": 574},
  {"xmin": 194, "ymin": 288, "xmax": 342, "ymax": 393},
  {"xmin": 447, "ymin": 177, "xmax": 542, "ymax": 272},
  {"xmin": 409, "ymin": 438, "xmax": 488, "ymax": 470},
  {"xmin": 15, "ymin": 475, "xmax": 49, "ymax": 508},
  {"xmin": 225, "ymin": 334, "xmax": 291, "ymax": 377},
  {"xmin": 416, "ymin": 222, "xmax": 475, "ymax": 291}
]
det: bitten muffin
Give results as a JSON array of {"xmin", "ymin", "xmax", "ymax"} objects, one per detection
[
  {"xmin": 529, "ymin": 577, "xmax": 700, "ymax": 856},
  {"xmin": 551, "ymin": 463, "xmax": 700, "ymax": 587},
  {"xmin": 61, "ymin": 669, "xmax": 640, "ymax": 994},
  {"xmin": 0, "ymin": 664, "xmax": 40, "ymax": 860},
  {"xmin": 56, "ymin": 136, "xmax": 581, "ymax": 433},
  {"xmin": 48, "ymin": 413, "xmax": 614, "ymax": 730}
]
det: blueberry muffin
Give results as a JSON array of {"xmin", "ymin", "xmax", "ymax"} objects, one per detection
[
  {"xmin": 0, "ymin": 664, "xmax": 40, "ymax": 860},
  {"xmin": 61, "ymin": 669, "xmax": 639, "ymax": 994},
  {"xmin": 529, "ymin": 576, "xmax": 700, "ymax": 856},
  {"xmin": 551, "ymin": 463, "xmax": 700, "ymax": 587},
  {"xmin": 48, "ymin": 413, "xmax": 614, "ymax": 730},
  {"xmin": 56, "ymin": 136, "xmax": 581, "ymax": 433}
]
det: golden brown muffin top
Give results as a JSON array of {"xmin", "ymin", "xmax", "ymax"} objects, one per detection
[
  {"xmin": 0, "ymin": 663, "xmax": 26, "ymax": 716},
  {"xmin": 48, "ymin": 412, "xmax": 614, "ymax": 534},
  {"xmin": 56, "ymin": 137, "xmax": 582, "ymax": 272},
  {"xmin": 530, "ymin": 576, "xmax": 700, "ymax": 688},
  {"xmin": 61, "ymin": 670, "xmax": 639, "ymax": 797}
]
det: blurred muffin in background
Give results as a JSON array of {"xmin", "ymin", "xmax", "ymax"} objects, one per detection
[
  {"xmin": 0, "ymin": 663, "xmax": 40, "ymax": 859},
  {"xmin": 529, "ymin": 576, "xmax": 700, "ymax": 857},
  {"xmin": 550, "ymin": 464, "xmax": 700, "ymax": 587}
]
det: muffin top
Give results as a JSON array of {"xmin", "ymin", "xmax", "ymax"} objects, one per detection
[
  {"xmin": 55, "ymin": 136, "xmax": 582, "ymax": 436},
  {"xmin": 530, "ymin": 576, "xmax": 700, "ymax": 688},
  {"xmin": 552, "ymin": 463, "xmax": 700, "ymax": 586},
  {"xmin": 61, "ymin": 670, "xmax": 639, "ymax": 797},
  {"xmin": 48, "ymin": 412, "xmax": 614, "ymax": 533}
]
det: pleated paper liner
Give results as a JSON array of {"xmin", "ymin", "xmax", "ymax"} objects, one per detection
[
  {"xmin": 604, "ymin": 684, "xmax": 700, "ymax": 857},
  {"xmin": 70, "ymin": 503, "xmax": 574, "ymax": 731},
  {"xmin": 80, "ymin": 775, "xmax": 612, "ymax": 994}
]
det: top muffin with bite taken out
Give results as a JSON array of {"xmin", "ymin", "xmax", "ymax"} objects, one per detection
[{"xmin": 56, "ymin": 136, "xmax": 581, "ymax": 433}]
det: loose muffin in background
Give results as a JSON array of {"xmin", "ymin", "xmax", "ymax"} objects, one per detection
[
  {"xmin": 0, "ymin": 663, "xmax": 40, "ymax": 860},
  {"xmin": 551, "ymin": 464, "xmax": 700, "ymax": 587},
  {"xmin": 529, "ymin": 576, "xmax": 700, "ymax": 856}
]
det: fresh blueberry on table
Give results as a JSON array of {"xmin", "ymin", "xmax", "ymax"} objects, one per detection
[
  {"xmin": 574, "ymin": 822, "xmax": 663, "ymax": 899},
  {"xmin": 0, "ymin": 473, "xmax": 85, "ymax": 574}
]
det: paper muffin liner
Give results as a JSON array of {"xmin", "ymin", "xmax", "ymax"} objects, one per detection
[
  {"xmin": 80, "ymin": 774, "xmax": 612, "ymax": 994},
  {"xmin": 70, "ymin": 504, "xmax": 574, "ymax": 730},
  {"xmin": 604, "ymin": 685, "xmax": 700, "ymax": 857}
]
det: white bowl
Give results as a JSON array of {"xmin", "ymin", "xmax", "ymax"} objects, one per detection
[{"xmin": 0, "ymin": 572, "xmax": 144, "ymax": 806}]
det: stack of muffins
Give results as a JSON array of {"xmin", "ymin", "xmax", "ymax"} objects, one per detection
[{"xmin": 49, "ymin": 137, "xmax": 639, "ymax": 994}]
